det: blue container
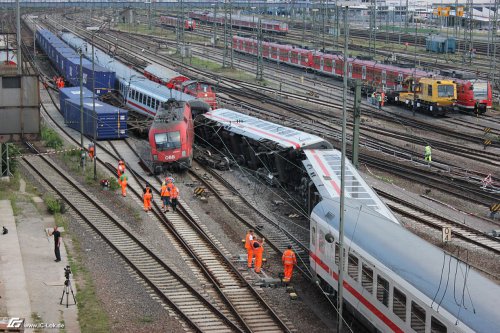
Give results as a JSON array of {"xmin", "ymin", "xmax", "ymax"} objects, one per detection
[
  {"xmin": 36, "ymin": 29, "xmax": 116, "ymax": 95},
  {"xmin": 59, "ymin": 95, "xmax": 128, "ymax": 140},
  {"xmin": 426, "ymin": 36, "xmax": 456, "ymax": 54},
  {"xmin": 59, "ymin": 87, "xmax": 94, "ymax": 102}
]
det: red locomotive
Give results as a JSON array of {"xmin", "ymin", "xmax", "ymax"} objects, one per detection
[
  {"xmin": 159, "ymin": 16, "xmax": 196, "ymax": 30},
  {"xmin": 144, "ymin": 64, "xmax": 217, "ymax": 109},
  {"xmin": 148, "ymin": 99, "xmax": 210, "ymax": 172},
  {"xmin": 233, "ymin": 36, "xmax": 492, "ymax": 114}
]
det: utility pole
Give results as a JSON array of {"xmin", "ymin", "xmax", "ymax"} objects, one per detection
[
  {"xmin": 16, "ymin": 0, "xmax": 21, "ymax": 74},
  {"xmin": 352, "ymin": 81, "xmax": 361, "ymax": 168},
  {"xmin": 223, "ymin": 1, "xmax": 229, "ymax": 68},
  {"xmin": 338, "ymin": 6, "xmax": 348, "ymax": 333},
  {"xmin": 464, "ymin": 0, "xmax": 474, "ymax": 63},
  {"xmin": 256, "ymin": 19, "xmax": 263, "ymax": 81},
  {"xmin": 489, "ymin": 0, "xmax": 499, "ymax": 82},
  {"xmin": 147, "ymin": 0, "xmax": 152, "ymax": 30},
  {"xmin": 87, "ymin": 28, "xmax": 100, "ymax": 181},
  {"xmin": 229, "ymin": 1, "xmax": 233, "ymax": 68},
  {"xmin": 369, "ymin": 0, "xmax": 376, "ymax": 56},
  {"xmin": 213, "ymin": 4, "xmax": 217, "ymax": 47},
  {"xmin": 302, "ymin": 7, "xmax": 306, "ymax": 44},
  {"xmin": 79, "ymin": 50, "xmax": 84, "ymax": 151},
  {"xmin": 322, "ymin": 0, "xmax": 326, "ymax": 51},
  {"xmin": 405, "ymin": 0, "xmax": 409, "ymax": 29}
]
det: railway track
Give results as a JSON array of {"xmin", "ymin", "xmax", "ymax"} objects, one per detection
[
  {"xmin": 188, "ymin": 161, "xmax": 312, "ymax": 279},
  {"xmin": 377, "ymin": 188, "xmax": 500, "ymax": 256},
  {"xmin": 21, "ymin": 152, "xmax": 242, "ymax": 333}
]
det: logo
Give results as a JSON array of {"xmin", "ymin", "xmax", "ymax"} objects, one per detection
[{"xmin": 7, "ymin": 317, "xmax": 24, "ymax": 328}]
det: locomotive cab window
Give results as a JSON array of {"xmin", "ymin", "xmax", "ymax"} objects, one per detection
[
  {"xmin": 155, "ymin": 131, "xmax": 181, "ymax": 150},
  {"xmin": 410, "ymin": 301, "xmax": 426, "ymax": 333},
  {"xmin": 431, "ymin": 316, "xmax": 447, "ymax": 333},
  {"xmin": 361, "ymin": 264, "xmax": 373, "ymax": 294},
  {"xmin": 392, "ymin": 287, "xmax": 406, "ymax": 322},
  {"xmin": 438, "ymin": 85, "xmax": 454, "ymax": 97}
]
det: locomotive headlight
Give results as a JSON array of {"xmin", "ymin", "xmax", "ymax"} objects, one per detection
[
  {"xmin": 182, "ymin": 150, "xmax": 186, "ymax": 157},
  {"xmin": 153, "ymin": 154, "xmax": 158, "ymax": 161}
]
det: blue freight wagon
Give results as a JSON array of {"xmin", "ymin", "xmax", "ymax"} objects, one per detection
[
  {"xmin": 59, "ymin": 87, "xmax": 128, "ymax": 140},
  {"xmin": 35, "ymin": 29, "xmax": 116, "ymax": 96},
  {"xmin": 425, "ymin": 35, "xmax": 456, "ymax": 54}
]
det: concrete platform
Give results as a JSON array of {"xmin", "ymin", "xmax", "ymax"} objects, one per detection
[{"xmin": 0, "ymin": 198, "xmax": 80, "ymax": 332}]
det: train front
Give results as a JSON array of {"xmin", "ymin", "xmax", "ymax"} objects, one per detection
[
  {"xmin": 148, "ymin": 101, "xmax": 193, "ymax": 171},
  {"xmin": 457, "ymin": 80, "xmax": 492, "ymax": 114},
  {"xmin": 182, "ymin": 81, "xmax": 217, "ymax": 109}
]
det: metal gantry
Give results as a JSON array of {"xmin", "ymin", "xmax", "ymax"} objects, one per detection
[
  {"xmin": 464, "ymin": 0, "xmax": 474, "ymax": 63},
  {"xmin": 369, "ymin": 0, "xmax": 377, "ymax": 56}
]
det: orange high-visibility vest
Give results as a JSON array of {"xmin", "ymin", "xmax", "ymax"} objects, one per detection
[
  {"xmin": 170, "ymin": 186, "xmax": 179, "ymax": 199},
  {"xmin": 245, "ymin": 233, "xmax": 254, "ymax": 250},
  {"xmin": 160, "ymin": 184, "xmax": 168, "ymax": 196},
  {"xmin": 282, "ymin": 249, "xmax": 296, "ymax": 265}
]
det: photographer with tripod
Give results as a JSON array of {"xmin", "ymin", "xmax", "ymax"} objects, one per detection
[{"xmin": 60, "ymin": 265, "xmax": 76, "ymax": 308}]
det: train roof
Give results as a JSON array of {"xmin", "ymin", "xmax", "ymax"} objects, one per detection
[
  {"xmin": 303, "ymin": 149, "xmax": 399, "ymax": 224},
  {"xmin": 127, "ymin": 77, "xmax": 194, "ymax": 103},
  {"xmin": 59, "ymin": 32, "xmax": 193, "ymax": 103},
  {"xmin": 144, "ymin": 63, "xmax": 186, "ymax": 81},
  {"xmin": 312, "ymin": 198, "xmax": 500, "ymax": 333},
  {"xmin": 202, "ymin": 109, "xmax": 332, "ymax": 150}
]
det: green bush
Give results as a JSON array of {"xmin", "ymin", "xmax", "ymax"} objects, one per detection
[
  {"xmin": 108, "ymin": 177, "xmax": 120, "ymax": 191},
  {"xmin": 45, "ymin": 196, "xmax": 65, "ymax": 214},
  {"xmin": 41, "ymin": 125, "xmax": 64, "ymax": 150}
]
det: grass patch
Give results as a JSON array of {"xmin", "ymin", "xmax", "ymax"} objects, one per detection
[
  {"xmin": 31, "ymin": 312, "xmax": 44, "ymax": 333},
  {"xmin": 376, "ymin": 175, "xmax": 394, "ymax": 184},
  {"xmin": 138, "ymin": 315, "xmax": 153, "ymax": 323},
  {"xmin": 0, "ymin": 171, "xmax": 21, "ymax": 215},
  {"xmin": 43, "ymin": 195, "xmax": 66, "ymax": 215},
  {"xmin": 66, "ymin": 228, "xmax": 110, "ymax": 333},
  {"xmin": 41, "ymin": 124, "xmax": 64, "ymax": 150}
]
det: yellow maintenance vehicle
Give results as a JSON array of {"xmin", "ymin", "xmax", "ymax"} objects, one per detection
[{"xmin": 390, "ymin": 77, "xmax": 457, "ymax": 116}]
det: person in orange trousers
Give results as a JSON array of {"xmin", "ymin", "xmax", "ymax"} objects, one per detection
[
  {"xmin": 119, "ymin": 173, "xmax": 128, "ymax": 197},
  {"xmin": 253, "ymin": 238, "xmax": 265, "ymax": 273},
  {"xmin": 143, "ymin": 185, "xmax": 153, "ymax": 211},
  {"xmin": 245, "ymin": 230, "xmax": 254, "ymax": 268},
  {"xmin": 282, "ymin": 245, "xmax": 297, "ymax": 282}
]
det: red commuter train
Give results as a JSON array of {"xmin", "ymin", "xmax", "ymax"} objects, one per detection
[
  {"xmin": 159, "ymin": 16, "xmax": 196, "ymax": 30},
  {"xmin": 144, "ymin": 64, "xmax": 217, "ymax": 109},
  {"xmin": 232, "ymin": 36, "xmax": 492, "ymax": 114},
  {"xmin": 148, "ymin": 99, "xmax": 210, "ymax": 171},
  {"xmin": 189, "ymin": 11, "xmax": 288, "ymax": 35}
]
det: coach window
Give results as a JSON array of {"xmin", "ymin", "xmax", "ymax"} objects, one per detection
[
  {"xmin": 431, "ymin": 316, "xmax": 447, "ymax": 333},
  {"xmin": 392, "ymin": 287, "xmax": 406, "ymax": 322},
  {"xmin": 428, "ymin": 84, "xmax": 433, "ymax": 97},
  {"xmin": 410, "ymin": 301, "xmax": 426, "ymax": 333},
  {"xmin": 347, "ymin": 254, "xmax": 358, "ymax": 281},
  {"xmin": 147, "ymin": 96, "xmax": 152, "ymax": 107},
  {"xmin": 311, "ymin": 227, "xmax": 316, "ymax": 246},
  {"xmin": 361, "ymin": 264, "xmax": 373, "ymax": 294},
  {"xmin": 319, "ymin": 230, "xmax": 325, "ymax": 254},
  {"xmin": 334, "ymin": 243, "xmax": 340, "ymax": 266},
  {"xmin": 376, "ymin": 275, "xmax": 389, "ymax": 307}
]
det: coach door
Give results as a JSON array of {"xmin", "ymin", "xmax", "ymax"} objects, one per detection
[
  {"xmin": 320, "ymin": 57, "xmax": 324, "ymax": 72},
  {"xmin": 362, "ymin": 66, "xmax": 367, "ymax": 80},
  {"xmin": 382, "ymin": 70, "xmax": 387, "ymax": 85},
  {"xmin": 348, "ymin": 63, "xmax": 353, "ymax": 78}
]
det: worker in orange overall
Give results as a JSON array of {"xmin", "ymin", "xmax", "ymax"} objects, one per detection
[
  {"xmin": 117, "ymin": 160, "xmax": 125, "ymax": 178},
  {"xmin": 170, "ymin": 184, "xmax": 179, "ymax": 212},
  {"xmin": 88, "ymin": 143, "xmax": 95, "ymax": 161},
  {"xmin": 119, "ymin": 172, "xmax": 128, "ymax": 197},
  {"xmin": 282, "ymin": 245, "xmax": 297, "ymax": 282},
  {"xmin": 253, "ymin": 238, "xmax": 265, "ymax": 274},
  {"xmin": 160, "ymin": 181, "xmax": 169, "ymax": 212},
  {"xmin": 143, "ymin": 184, "xmax": 153, "ymax": 211},
  {"xmin": 244, "ymin": 230, "xmax": 255, "ymax": 268},
  {"xmin": 58, "ymin": 77, "xmax": 65, "ymax": 89}
]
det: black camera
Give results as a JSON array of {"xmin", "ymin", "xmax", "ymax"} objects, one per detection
[{"xmin": 64, "ymin": 266, "xmax": 71, "ymax": 279}]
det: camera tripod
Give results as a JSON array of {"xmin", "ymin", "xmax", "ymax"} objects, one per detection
[{"xmin": 60, "ymin": 277, "xmax": 76, "ymax": 308}]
